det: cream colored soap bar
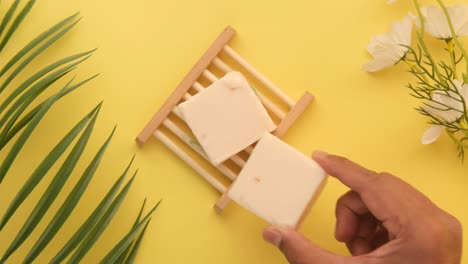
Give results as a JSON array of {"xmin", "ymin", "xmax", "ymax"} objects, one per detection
[
  {"xmin": 178, "ymin": 72, "xmax": 276, "ymax": 165},
  {"xmin": 228, "ymin": 133, "xmax": 327, "ymax": 229}
]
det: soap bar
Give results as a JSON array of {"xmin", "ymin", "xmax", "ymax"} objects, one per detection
[
  {"xmin": 228, "ymin": 133, "xmax": 327, "ymax": 229},
  {"xmin": 178, "ymin": 71, "xmax": 276, "ymax": 165}
]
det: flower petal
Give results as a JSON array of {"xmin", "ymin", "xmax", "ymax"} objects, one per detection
[
  {"xmin": 363, "ymin": 16, "xmax": 412, "ymax": 72},
  {"xmin": 421, "ymin": 126, "xmax": 445, "ymax": 144},
  {"xmin": 459, "ymin": 21, "xmax": 468, "ymax": 36},
  {"xmin": 390, "ymin": 16, "xmax": 413, "ymax": 47},
  {"xmin": 449, "ymin": 5, "xmax": 468, "ymax": 36},
  {"xmin": 416, "ymin": 5, "xmax": 468, "ymax": 39},
  {"xmin": 426, "ymin": 6, "xmax": 451, "ymax": 39},
  {"xmin": 461, "ymin": 86, "xmax": 468, "ymax": 103},
  {"xmin": 426, "ymin": 91, "xmax": 463, "ymax": 122},
  {"xmin": 457, "ymin": 81, "xmax": 468, "ymax": 107},
  {"xmin": 362, "ymin": 59, "xmax": 395, "ymax": 72}
]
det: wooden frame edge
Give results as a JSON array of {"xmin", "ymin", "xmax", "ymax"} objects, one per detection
[
  {"xmin": 136, "ymin": 26, "xmax": 236, "ymax": 147},
  {"xmin": 273, "ymin": 91, "xmax": 314, "ymax": 138}
]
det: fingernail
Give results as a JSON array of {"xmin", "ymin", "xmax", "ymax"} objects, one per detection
[
  {"xmin": 312, "ymin": 150, "xmax": 328, "ymax": 159},
  {"xmin": 263, "ymin": 227, "xmax": 282, "ymax": 247}
]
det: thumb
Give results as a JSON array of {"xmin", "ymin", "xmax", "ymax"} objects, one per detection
[{"xmin": 263, "ymin": 227, "xmax": 347, "ymax": 264}]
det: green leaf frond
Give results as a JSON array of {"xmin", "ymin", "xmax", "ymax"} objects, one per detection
[
  {"xmin": 404, "ymin": 27, "xmax": 468, "ymax": 160},
  {"xmin": 0, "ymin": 1, "xmax": 156, "ymax": 262}
]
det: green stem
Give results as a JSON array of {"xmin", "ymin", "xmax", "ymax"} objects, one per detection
[
  {"xmin": 446, "ymin": 39, "xmax": 458, "ymax": 79},
  {"xmin": 413, "ymin": 0, "xmax": 425, "ymax": 32},
  {"xmin": 461, "ymin": 120, "xmax": 468, "ymax": 139},
  {"xmin": 404, "ymin": 59, "xmax": 430, "ymax": 83},
  {"xmin": 436, "ymin": 0, "xmax": 468, "ymax": 83},
  {"xmin": 412, "ymin": 0, "xmax": 446, "ymax": 86},
  {"xmin": 447, "ymin": 128, "xmax": 468, "ymax": 148}
]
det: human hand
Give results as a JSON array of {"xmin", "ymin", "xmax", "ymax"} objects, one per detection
[{"xmin": 262, "ymin": 151, "xmax": 462, "ymax": 264}]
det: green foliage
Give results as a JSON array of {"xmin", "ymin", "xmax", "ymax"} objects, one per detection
[
  {"xmin": 0, "ymin": 1, "xmax": 157, "ymax": 263},
  {"xmin": 404, "ymin": 0, "xmax": 468, "ymax": 160}
]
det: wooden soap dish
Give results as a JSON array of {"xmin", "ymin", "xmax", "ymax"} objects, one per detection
[{"xmin": 136, "ymin": 26, "xmax": 314, "ymax": 213}]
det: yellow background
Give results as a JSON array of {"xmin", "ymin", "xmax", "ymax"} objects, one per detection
[{"xmin": 0, "ymin": 0, "xmax": 467, "ymax": 263}]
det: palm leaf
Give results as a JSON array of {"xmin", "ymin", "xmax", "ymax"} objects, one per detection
[
  {"xmin": 132, "ymin": 199, "xmax": 147, "ymax": 229},
  {"xmin": 0, "ymin": 103, "xmax": 101, "ymax": 231},
  {"xmin": 0, "ymin": 74, "xmax": 99, "ymax": 150},
  {"xmin": 0, "ymin": 49, "xmax": 96, "ymax": 114},
  {"xmin": 0, "ymin": 0, "xmax": 21, "ymax": 39},
  {"xmin": 0, "ymin": 72, "xmax": 72, "ymax": 145},
  {"xmin": 99, "ymin": 202, "xmax": 160, "ymax": 264},
  {"xmin": 0, "ymin": 81, "xmax": 69, "ymax": 183},
  {"xmin": 0, "ymin": 0, "xmax": 36, "ymax": 53},
  {"xmin": 23, "ymin": 125, "xmax": 116, "ymax": 263},
  {"xmin": 50, "ymin": 157, "xmax": 135, "ymax": 264},
  {"xmin": 59, "ymin": 171, "xmax": 138, "ymax": 264},
  {"xmin": 115, "ymin": 198, "xmax": 147, "ymax": 263},
  {"xmin": 0, "ymin": 1, "xmax": 156, "ymax": 262},
  {"xmin": 0, "ymin": 55, "xmax": 92, "ymax": 145},
  {"xmin": 0, "ymin": 97, "xmax": 101, "ymax": 262},
  {"xmin": 0, "ymin": 15, "xmax": 80, "ymax": 93},
  {"xmin": 116, "ymin": 198, "xmax": 146, "ymax": 263},
  {"xmin": 0, "ymin": 12, "xmax": 79, "ymax": 78},
  {"xmin": 123, "ymin": 217, "xmax": 153, "ymax": 264}
]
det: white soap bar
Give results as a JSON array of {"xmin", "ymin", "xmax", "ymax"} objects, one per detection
[
  {"xmin": 178, "ymin": 72, "xmax": 276, "ymax": 165},
  {"xmin": 228, "ymin": 133, "xmax": 327, "ymax": 229}
]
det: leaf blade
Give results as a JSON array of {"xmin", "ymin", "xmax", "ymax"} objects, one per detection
[
  {"xmin": 0, "ymin": 54, "xmax": 92, "ymax": 145},
  {"xmin": 0, "ymin": 91, "xmax": 100, "ymax": 262},
  {"xmin": 23, "ymin": 124, "xmax": 115, "ymax": 263},
  {"xmin": 0, "ymin": 78, "xmax": 69, "ymax": 183},
  {"xmin": 99, "ymin": 202, "xmax": 160, "ymax": 264},
  {"xmin": 123, "ymin": 218, "xmax": 152, "ymax": 264},
  {"xmin": 0, "ymin": 103, "xmax": 101, "ymax": 231},
  {"xmin": 0, "ymin": 49, "xmax": 96, "ymax": 114},
  {"xmin": 0, "ymin": 0, "xmax": 21, "ymax": 39},
  {"xmin": 0, "ymin": 74, "xmax": 99, "ymax": 150},
  {"xmin": 115, "ymin": 198, "xmax": 147, "ymax": 263},
  {"xmin": 0, "ymin": 0, "xmax": 36, "ymax": 53},
  {"xmin": 0, "ymin": 16, "xmax": 80, "ymax": 93},
  {"xmin": 0, "ymin": 12, "xmax": 79, "ymax": 78},
  {"xmin": 50, "ymin": 156, "xmax": 135, "ymax": 264},
  {"xmin": 66, "ymin": 172, "xmax": 138, "ymax": 264},
  {"xmin": 0, "ymin": 72, "xmax": 73, "ymax": 145}
]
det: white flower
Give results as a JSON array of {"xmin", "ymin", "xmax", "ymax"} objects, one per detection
[
  {"xmin": 414, "ymin": 5, "xmax": 468, "ymax": 39},
  {"xmin": 421, "ymin": 80, "xmax": 468, "ymax": 144},
  {"xmin": 421, "ymin": 126, "xmax": 446, "ymax": 144},
  {"xmin": 362, "ymin": 16, "xmax": 413, "ymax": 72}
]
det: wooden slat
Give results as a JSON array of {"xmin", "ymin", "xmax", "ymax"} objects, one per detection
[
  {"xmin": 154, "ymin": 130, "xmax": 227, "ymax": 193},
  {"xmin": 274, "ymin": 92, "xmax": 314, "ymax": 138},
  {"xmin": 136, "ymin": 26, "xmax": 236, "ymax": 146},
  {"xmin": 230, "ymin": 155, "xmax": 246, "ymax": 167},
  {"xmin": 213, "ymin": 58, "xmax": 287, "ymax": 119},
  {"xmin": 162, "ymin": 119, "xmax": 237, "ymax": 181},
  {"xmin": 212, "ymin": 57, "xmax": 286, "ymax": 119},
  {"xmin": 202, "ymin": 70, "xmax": 218, "ymax": 82},
  {"xmin": 214, "ymin": 192, "xmax": 231, "ymax": 213},
  {"xmin": 212, "ymin": 57, "xmax": 231, "ymax": 72},
  {"xmin": 192, "ymin": 81, "xmax": 204, "ymax": 92},
  {"xmin": 244, "ymin": 146, "xmax": 254, "ymax": 154},
  {"xmin": 223, "ymin": 45, "xmax": 295, "ymax": 107}
]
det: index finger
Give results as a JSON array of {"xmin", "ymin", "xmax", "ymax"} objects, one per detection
[
  {"xmin": 312, "ymin": 151, "xmax": 378, "ymax": 194},
  {"xmin": 311, "ymin": 151, "xmax": 423, "ymax": 233}
]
